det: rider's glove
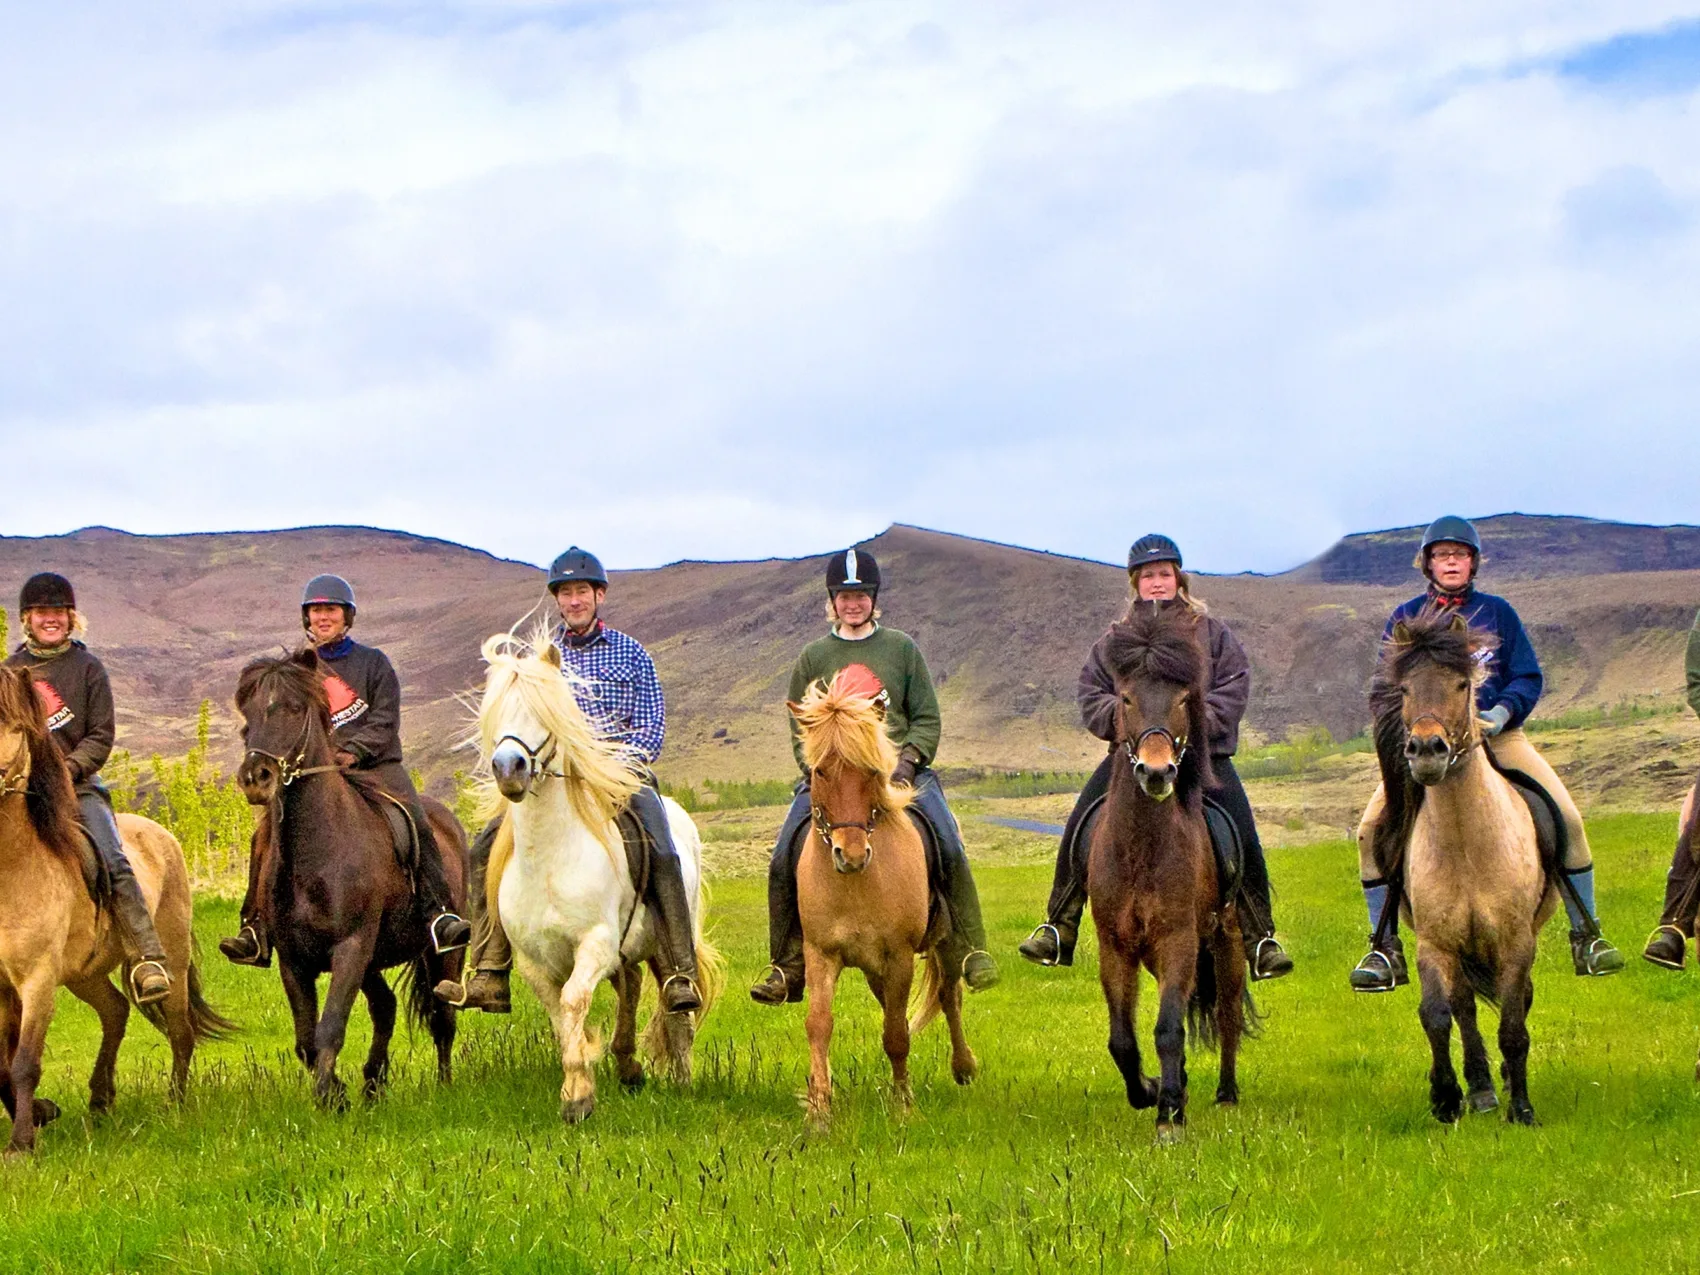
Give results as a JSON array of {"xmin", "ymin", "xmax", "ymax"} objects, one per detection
[
  {"xmin": 1478, "ymin": 704, "xmax": 1512, "ymax": 738},
  {"xmin": 891, "ymin": 745, "xmax": 924, "ymax": 789}
]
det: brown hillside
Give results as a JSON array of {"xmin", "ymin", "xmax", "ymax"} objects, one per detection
[{"xmin": 1, "ymin": 519, "xmax": 1696, "ymax": 797}]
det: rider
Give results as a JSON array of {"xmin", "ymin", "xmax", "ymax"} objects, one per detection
[
  {"xmin": 1349, "ymin": 516, "xmax": 1626, "ymax": 990},
  {"xmin": 5, "ymin": 573, "xmax": 172, "ymax": 1004},
  {"xmin": 433, "ymin": 547, "xmax": 704, "ymax": 1017},
  {"xmin": 219, "ymin": 575, "xmax": 470, "ymax": 965},
  {"xmin": 749, "ymin": 547, "xmax": 1000, "ymax": 1005},
  {"xmin": 1641, "ymin": 605, "xmax": 1700, "ymax": 969},
  {"xmin": 1016, "ymin": 535, "xmax": 1295, "ymax": 980}
]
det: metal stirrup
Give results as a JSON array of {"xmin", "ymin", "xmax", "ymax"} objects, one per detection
[
  {"xmin": 129, "ymin": 959, "xmax": 170, "ymax": 1002},
  {"xmin": 1028, "ymin": 924, "xmax": 1063, "ymax": 967},
  {"xmin": 660, "ymin": 972, "xmax": 701, "ymax": 1003}
]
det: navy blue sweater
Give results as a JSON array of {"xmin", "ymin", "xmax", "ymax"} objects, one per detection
[{"xmin": 1384, "ymin": 589, "xmax": 1543, "ymax": 730}]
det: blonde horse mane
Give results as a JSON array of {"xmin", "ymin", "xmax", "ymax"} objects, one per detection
[{"xmin": 789, "ymin": 670, "xmax": 914, "ymax": 816}]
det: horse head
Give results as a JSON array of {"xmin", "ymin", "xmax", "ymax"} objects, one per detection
[
  {"xmin": 789, "ymin": 668, "xmax": 913, "ymax": 875},
  {"xmin": 1102, "ymin": 602, "xmax": 1211, "ymax": 803},
  {"xmin": 234, "ymin": 649, "xmax": 333, "ymax": 804},
  {"xmin": 1376, "ymin": 608, "xmax": 1495, "ymax": 788},
  {"xmin": 0, "ymin": 666, "xmax": 81, "ymax": 857},
  {"xmin": 0, "ymin": 667, "xmax": 36, "ymax": 796}
]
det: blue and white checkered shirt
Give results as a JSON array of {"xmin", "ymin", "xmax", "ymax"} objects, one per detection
[{"xmin": 551, "ymin": 622, "xmax": 666, "ymax": 765}]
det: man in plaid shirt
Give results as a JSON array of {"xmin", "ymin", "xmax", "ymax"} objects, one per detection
[{"xmin": 435, "ymin": 546, "xmax": 703, "ymax": 1016}]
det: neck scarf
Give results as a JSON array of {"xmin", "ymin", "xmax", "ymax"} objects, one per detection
[
  {"xmin": 24, "ymin": 636, "xmax": 73, "ymax": 659},
  {"xmin": 561, "ymin": 619, "xmax": 604, "ymax": 649},
  {"xmin": 1427, "ymin": 583, "xmax": 1472, "ymax": 610}
]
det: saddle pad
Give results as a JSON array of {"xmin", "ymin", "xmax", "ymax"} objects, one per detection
[{"xmin": 1496, "ymin": 766, "xmax": 1566, "ymax": 881}]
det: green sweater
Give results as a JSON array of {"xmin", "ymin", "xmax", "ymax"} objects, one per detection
[
  {"xmin": 1688, "ymin": 609, "xmax": 1700, "ymax": 718},
  {"xmin": 787, "ymin": 626, "xmax": 942, "ymax": 775}
]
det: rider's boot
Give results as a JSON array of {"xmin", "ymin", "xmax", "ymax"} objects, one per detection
[
  {"xmin": 406, "ymin": 799, "xmax": 471, "ymax": 955},
  {"xmin": 631, "ymin": 787, "xmax": 703, "ymax": 1015},
  {"xmin": 1237, "ymin": 888, "xmax": 1293, "ymax": 982},
  {"xmin": 1018, "ymin": 919, "xmax": 1078, "ymax": 968},
  {"xmin": 1643, "ymin": 925, "xmax": 1689, "ymax": 971},
  {"xmin": 433, "ymin": 817, "xmax": 511, "ymax": 1013},
  {"xmin": 1645, "ymin": 844, "xmax": 1700, "ymax": 969},
  {"xmin": 1560, "ymin": 865, "xmax": 1624, "ymax": 977},
  {"xmin": 912, "ymin": 775, "xmax": 999, "ymax": 990},
  {"xmin": 82, "ymin": 794, "xmax": 171, "ymax": 1005},
  {"xmin": 220, "ymin": 818, "xmax": 273, "ymax": 966},
  {"xmin": 1021, "ymin": 791, "xmax": 1096, "ymax": 968},
  {"xmin": 1349, "ymin": 875, "xmax": 1406, "ymax": 992},
  {"xmin": 752, "ymin": 796, "xmax": 809, "ymax": 1005}
]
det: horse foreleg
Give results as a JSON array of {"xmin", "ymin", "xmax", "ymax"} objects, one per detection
[
  {"xmin": 1152, "ymin": 939, "xmax": 1194, "ymax": 1140},
  {"xmin": 1449, "ymin": 974, "xmax": 1496, "ymax": 1115},
  {"xmin": 879, "ymin": 952, "xmax": 916, "ymax": 1112},
  {"xmin": 4, "ymin": 974, "xmax": 59, "ymax": 1155},
  {"xmin": 1497, "ymin": 949, "xmax": 1538, "ymax": 1126},
  {"xmin": 1212, "ymin": 923, "xmax": 1246, "ymax": 1107},
  {"xmin": 67, "ymin": 975, "xmax": 130, "ymax": 1114},
  {"xmin": 360, "ymin": 966, "xmax": 397, "ymax": 1101},
  {"xmin": 558, "ymin": 929, "xmax": 619, "ymax": 1125},
  {"xmin": 1098, "ymin": 937, "xmax": 1153, "ymax": 1109},
  {"xmin": 1416, "ymin": 947, "xmax": 1463, "ymax": 1123},
  {"xmin": 312, "ymin": 930, "xmax": 379, "ymax": 1112},
  {"xmin": 612, "ymin": 962, "xmax": 644, "ymax": 1092},
  {"xmin": 938, "ymin": 956, "xmax": 977, "ymax": 1086},
  {"xmin": 278, "ymin": 956, "xmax": 321, "ymax": 1073},
  {"xmin": 803, "ymin": 943, "xmax": 842, "ymax": 1129}
]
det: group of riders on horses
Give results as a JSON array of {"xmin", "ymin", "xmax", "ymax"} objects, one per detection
[{"xmin": 11, "ymin": 510, "xmax": 1700, "ymax": 1014}]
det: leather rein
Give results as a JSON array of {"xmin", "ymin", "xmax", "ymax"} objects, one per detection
[{"xmin": 244, "ymin": 712, "xmax": 343, "ymax": 789}]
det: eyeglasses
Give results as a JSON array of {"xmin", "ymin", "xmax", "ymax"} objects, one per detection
[{"xmin": 1429, "ymin": 548, "xmax": 1474, "ymax": 563}]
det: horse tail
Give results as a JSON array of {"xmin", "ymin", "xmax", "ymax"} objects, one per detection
[
  {"xmin": 907, "ymin": 949, "xmax": 945, "ymax": 1036},
  {"xmin": 693, "ymin": 935, "xmax": 727, "ymax": 1021},
  {"xmin": 1187, "ymin": 942, "xmax": 1221, "ymax": 1052},
  {"xmin": 135, "ymin": 939, "xmax": 240, "ymax": 1041},
  {"xmin": 399, "ymin": 956, "xmax": 438, "ymax": 1032},
  {"xmin": 1459, "ymin": 950, "xmax": 1501, "ymax": 1008}
]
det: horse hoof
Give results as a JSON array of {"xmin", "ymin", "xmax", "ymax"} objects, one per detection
[
  {"xmin": 619, "ymin": 1069, "xmax": 646, "ymax": 1093},
  {"xmin": 1466, "ymin": 1089, "xmax": 1499, "ymax": 1115},
  {"xmin": 1508, "ymin": 1105, "xmax": 1539, "ymax": 1127},
  {"xmin": 1127, "ymin": 1077, "xmax": 1159, "ymax": 1110},
  {"xmin": 32, "ymin": 1099, "xmax": 60, "ymax": 1127},
  {"xmin": 561, "ymin": 1096, "xmax": 595, "ymax": 1125},
  {"xmin": 952, "ymin": 1062, "xmax": 978, "ymax": 1087},
  {"xmin": 1215, "ymin": 1092, "xmax": 1239, "ymax": 1107},
  {"xmin": 1154, "ymin": 1122, "xmax": 1185, "ymax": 1146}
]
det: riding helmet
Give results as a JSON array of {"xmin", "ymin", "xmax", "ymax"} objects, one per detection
[
  {"xmin": 301, "ymin": 574, "xmax": 357, "ymax": 627},
  {"xmin": 826, "ymin": 548, "xmax": 880, "ymax": 595},
  {"xmin": 19, "ymin": 572, "xmax": 75, "ymax": 613},
  {"xmin": 548, "ymin": 547, "xmax": 608, "ymax": 593},
  {"xmin": 1127, "ymin": 534, "xmax": 1183, "ymax": 573},
  {"xmin": 1420, "ymin": 515, "xmax": 1482, "ymax": 556}
]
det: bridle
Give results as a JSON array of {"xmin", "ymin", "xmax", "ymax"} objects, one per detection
[
  {"xmin": 812, "ymin": 800, "xmax": 880, "ymax": 861},
  {"xmin": 1123, "ymin": 726, "xmax": 1189, "ymax": 770},
  {"xmin": 0, "ymin": 744, "xmax": 28, "ymax": 800},
  {"xmin": 494, "ymin": 733, "xmax": 565, "ymax": 792},
  {"xmin": 1405, "ymin": 711, "xmax": 1476, "ymax": 777},
  {"xmin": 244, "ymin": 711, "xmax": 341, "ymax": 788}
]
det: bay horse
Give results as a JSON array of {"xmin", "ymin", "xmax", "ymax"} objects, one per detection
[
  {"xmin": 1088, "ymin": 601, "xmax": 1248, "ymax": 1142},
  {"xmin": 1367, "ymin": 607, "xmax": 1557, "ymax": 1124},
  {"xmin": 235, "ymin": 650, "xmax": 466, "ymax": 1110},
  {"xmin": 789, "ymin": 667, "xmax": 976, "ymax": 1129},
  {"xmin": 475, "ymin": 632, "xmax": 722, "ymax": 1124},
  {"xmin": 0, "ymin": 666, "xmax": 234, "ymax": 1154}
]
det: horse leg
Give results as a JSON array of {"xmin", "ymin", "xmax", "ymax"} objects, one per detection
[
  {"xmin": 1099, "ymin": 939, "xmax": 1154, "ymax": 1109},
  {"xmin": 1213, "ymin": 924, "xmax": 1246, "ymax": 1107},
  {"xmin": 427, "ymin": 979, "xmax": 457, "ymax": 1087},
  {"xmin": 1497, "ymin": 949, "xmax": 1538, "ymax": 1126},
  {"xmin": 278, "ymin": 956, "xmax": 321, "ymax": 1074},
  {"xmin": 4, "ymin": 975, "xmax": 58, "ymax": 1155},
  {"xmin": 312, "ymin": 931, "xmax": 380, "ymax": 1112},
  {"xmin": 803, "ymin": 943, "xmax": 842, "ymax": 1129},
  {"xmin": 1449, "ymin": 974, "xmax": 1496, "ymax": 1115},
  {"xmin": 612, "ymin": 962, "xmax": 644, "ymax": 1092},
  {"xmin": 360, "ymin": 966, "xmax": 397, "ymax": 1101},
  {"xmin": 1417, "ymin": 947, "xmax": 1463, "ymax": 1123},
  {"xmin": 67, "ymin": 976, "xmax": 130, "ymax": 1115},
  {"xmin": 0, "ymin": 992, "xmax": 53, "ymax": 1133},
  {"xmin": 938, "ymin": 954, "xmax": 977, "ymax": 1086},
  {"xmin": 880, "ymin": 953, "xmax": 916, "ymax": 1112},
  {"xmin": 1152, "ymin": 937, "xmax": 1195, "ymax": 1140},
  {"xmin": 558, "ymin": 929, "xmax": 620, "ymax": 1125}
]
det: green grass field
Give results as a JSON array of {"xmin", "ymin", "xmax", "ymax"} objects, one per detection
[{"xmin": 4, "ymin": 813, "xmax": 1699, "ymax": 1273}]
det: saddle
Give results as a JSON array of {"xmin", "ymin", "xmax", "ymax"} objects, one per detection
[
  {"xmin": 615, "ymin": 806, "xmax": 653, "ymax": 903},
  {"xmin": 344, "ymin": 776, "xmax": 421, "ymax": 877},
  {"xmin": 782, "ymin": 803, "xmax": 955, "ymax": 943},
  {"xmin": 1072, "ymin": 793, "xmax": 1244, "ymax": 909}
]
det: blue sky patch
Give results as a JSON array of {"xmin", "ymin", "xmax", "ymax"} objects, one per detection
[{"xmin": 1557, "ymin": 17, "xmax": 1700, "ymax": 94}]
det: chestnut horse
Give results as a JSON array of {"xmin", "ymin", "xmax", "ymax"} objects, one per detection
[
  {"xmin": 0, "ymin": 666, "xmax": 234, "ymax": 1154},
  {"xmin": 235, "ymin": 651, "xmax": 466, "ymax": 1110},
  {"xmin": 1367, "ymin": 607, "xmax": 1557, "ymax": 1124},
  {"xmin": 1087, "ymin": 602, "xmax": 1248, "ymax": 1142},
  {"xmin": 790, "ymin": 668, "xmax": 976, "ymax": 1129}
]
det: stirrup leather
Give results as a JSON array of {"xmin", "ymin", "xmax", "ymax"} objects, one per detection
[{"xmin": 1026, "ymin": 924, "xmax": 1063, "ymax": 967}]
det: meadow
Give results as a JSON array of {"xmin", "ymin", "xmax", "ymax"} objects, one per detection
[{"xmin": 3, "ymin": 811, "xmax": 1699, "ymax": 1273}]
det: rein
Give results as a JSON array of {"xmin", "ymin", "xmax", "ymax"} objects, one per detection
[
  {"xmin": 0, "ymin": 757, "xmax": 27, "ymax": 800},
  {"xmin": 245, "ymin": 710, "xmax": 342, "ymax": 788}
]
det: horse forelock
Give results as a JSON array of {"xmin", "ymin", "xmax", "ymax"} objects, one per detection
[
  {"xmin": 1103, "ymin": 604, "xmax": 1206, "ymax": 694},
  {"xmin": 0, "ymin": 667, "xmax": 82, "ymax": 862},
  {"xmin": 236, "ymin": 654, "xmax": 330, "ymax": 716},
  {"xmin": 1373, "ymin": 604, "xmax": 1496, "ymax": 703},
  {"xmin": 792, "ymin": 677, "xmax": 913, "ymax": 814}
]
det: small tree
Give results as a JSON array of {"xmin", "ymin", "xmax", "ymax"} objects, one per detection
[{"xmin": 0, "ymin": 605, "xmax": 8, "ymax": 652}]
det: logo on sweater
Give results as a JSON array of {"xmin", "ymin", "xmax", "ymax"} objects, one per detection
[
  {"xmin": 323, "ymin": 674, "xmax": 368, "ymax": 730},
  {"xmin": 31, "ymin": 679, "xmax": 72, "ymax": 732}
]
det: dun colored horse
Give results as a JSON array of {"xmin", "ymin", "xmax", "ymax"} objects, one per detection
[
  {"xmin": 235, "ymin": 651, "xmax": 466, "ymax": 1110},
  {"xmin": 789, "ymin": 667, "xmax": 976, "ymax": 1129},
  {"xmin": 1087, "ymin": 602, "xmax": 1248, "ymax": 1141},
  {"xmin": 0, "ymin": 666, "xmax": 234, "ymax": 1154},
  {"xmin": 476, "ymin": 632, "xmax": 722, "ymax": 1124},
  {"xmin": 1368, "ymin": 608, "xmax": 1557, "ymax": 1125}
]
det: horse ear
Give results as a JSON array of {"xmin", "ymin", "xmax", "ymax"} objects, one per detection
[
  {"xmin": 541, "ymin": 642, "xmax": 562, "ymax": 669},
  {"xmin": 786, "ymin": 700, "xmax": 804, "ymax": 720},
  {"xmin": 1448, "ymin": 613, "xmax": 1469, "ymax": 634},
  {"xmin": 292, "ymin": 647, "xmax": 320, "ymax": 670},
  {"xmin": 1391, "ymin": 621, "xmax": 1412, "ymax": 644}
]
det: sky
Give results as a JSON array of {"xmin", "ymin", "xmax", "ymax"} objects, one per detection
[{"xmin": 2, "ymin": 2, "xmax": 1697, "ymax": 573}]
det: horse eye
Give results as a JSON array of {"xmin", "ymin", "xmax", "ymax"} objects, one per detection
[{"xmin": 1456, "ymin": 681, "xmax": 1468, "ymax": 692}]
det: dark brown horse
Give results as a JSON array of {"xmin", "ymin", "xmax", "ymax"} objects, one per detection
[
  {"xmin": 1087, "ymin": 602, "xmax": 1249, "ymax": 1141},
  {"xmin": 235, "ymin": 651, "xmax": 466, "ymax": 1109}
]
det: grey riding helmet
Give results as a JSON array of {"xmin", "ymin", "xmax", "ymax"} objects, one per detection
[
  {"xmin": 1127, "ymin": 534, "xmax": 1182, "ymax": 572},
  {"xmin": 1417, "ymin": 516, "xmax": 1482, "ymax": 578},
  {"xmin": 548, "ymin": 547, "xmax": 609, "ymax": 593},
  {"xmin": 826, "ymin": 548, "xmax": 880, "ymax": 595},
  {"xmin": 301, "ymin": 574, "xmax": 357, "ymax": 628}
]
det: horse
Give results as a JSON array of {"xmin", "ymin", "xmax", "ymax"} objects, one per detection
[
  {"xmin": 1086, "ymin": 601, "xmax": 1248, "ymax": 1142},
  {"xmin": 234, "ymin": 650, "xmax": 466, "ymax": 1110},
  {"xmin": 474, "ymin": 631, "xmax": 723, "ymax": 1124},
  {"xmin": 1367, "ymin": 606, "xmax": 1558, "ymax": 1125},
  {"xmin": 788, "ymin": 667, "xmax": 976, "ymax": 1129},
  {"xmin": 0, "ymin": 666, "xmax": 235, "ymax": 1153}
]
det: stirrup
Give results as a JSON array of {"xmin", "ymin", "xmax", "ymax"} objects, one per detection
[
  {"xmin": 1027, "ymin": 924, "xmax": 1063, "ymax": 967},
  {"xmin": 428, "ymin": 912, "xmax": 470, "ymax": 954},
  {"xmin": 659, "ymin": 972, "xmax": 703, "ymax": 1011},
  {"xmin": 129, "ymin": 959, "xmax": 171, "ymax": 1005}
]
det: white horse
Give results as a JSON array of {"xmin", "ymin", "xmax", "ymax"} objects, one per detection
[{"xmin": 474, "ymin": 632, "xmax": 722, "ymax": 1123}]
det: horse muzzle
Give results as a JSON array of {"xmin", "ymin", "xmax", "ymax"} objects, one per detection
[
  {"xmin": 1404, "ymin": 733, "xmax": 1454, "ymax": 787},
  {"xmin": 491, "ymin": 745, "xmax": 532, "ymax": 802},
  {"xmin": 1133, "ymin": 761, "xmax": 1177, "ymax": 802},
  {"xmin": 237, "ymin": 755, "xmax": 279, "ymax": 805},
  {"xmin": 831, "ymin": 839, "xmax": 873, "ymax": 874}
]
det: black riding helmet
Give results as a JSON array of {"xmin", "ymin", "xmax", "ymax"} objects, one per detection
[
  {"xmin": 1416, "ymin": 516, "xmax": 1482, "ymax": 579},
  {"xmin": 548, "ymin": 547, "xmax": 609, "ymax": 593},
  {"xmin": 1127, "ymin": 534, "xmax": 1182, "ymax": 573},
  {"xmin": 301, "ymin": 574, "xmax": 357, "ymax": 630},
  {"xmin": 826, "ymin": 547, "xmax": 880, "ymax": 595},
  {"xmin": 20, "ymin": 572, "xmax": 76, "ymax": 613}
]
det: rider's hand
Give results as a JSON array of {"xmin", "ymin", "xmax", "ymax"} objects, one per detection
[
  {"xmin": 334, "ymin": 749, "xmax": 359, "ymax": 768},
  {"xmin": 1478, "ymin": 704, "xmax": 1512, "ymax": 738},
  {"xmin": 891, "ymin": 746, "xmax": 922, "ymax": 789}
]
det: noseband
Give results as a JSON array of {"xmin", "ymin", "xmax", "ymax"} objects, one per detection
[
  {"xmin": 244, "ymin": 711, "xmax": 341, "ymax": 788},
  {"xmin": 494, "ymin": 734, "xmax": 565, "ymax": 791},
  {"xmin": 1406, "ymin": 712, "xmax": 1476, "ymax": 777},
  {"xmin": 0, "ymin": 749, "xmax": 28, "ymax": 800},
  {"xmin": 1124, "ymin": 727, "xmax": 1189, "ymax": 770},
  {"xmin": 812, "ymin": 801, "xmax": 879, "ymax": 860}
]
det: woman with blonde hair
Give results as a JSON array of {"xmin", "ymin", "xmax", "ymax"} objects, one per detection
[{"xmin": 1018, "ymin": 535, "xmax": 1293, "ymax": 980}]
